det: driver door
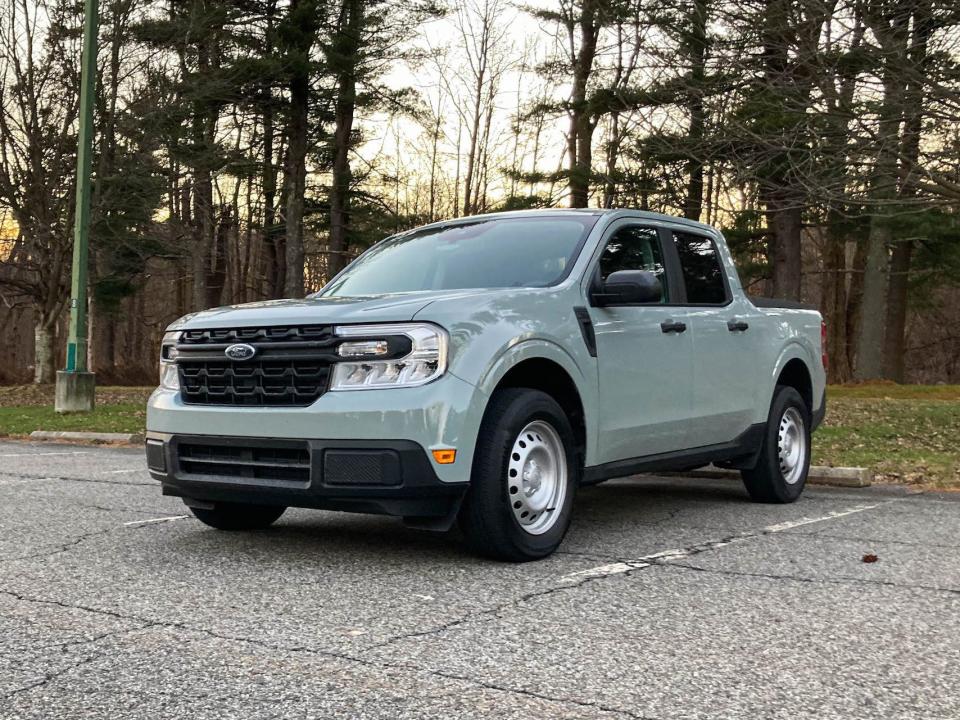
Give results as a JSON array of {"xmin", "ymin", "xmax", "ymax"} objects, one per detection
[{"xmin": 587, "ymin": 222, "xmax": 694, "ymax": 463}]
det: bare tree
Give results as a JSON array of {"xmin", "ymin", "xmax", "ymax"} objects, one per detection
[{"xmin": 0, "ymin": 0, "xmax": 82, "ymax": 382}]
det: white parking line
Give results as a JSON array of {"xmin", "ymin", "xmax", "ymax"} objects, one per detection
[
  {"xmin": 763, "ymin": 504, "xmax": 882, "ymax": 533},
  {"xmin": 100, "ymin": 468, "xmax": 143, "ymax": 475},
  {"xmin": 123, "ymin": 515, "xmax": 189, "ymax": 528},
  {"xmin": 560, "ymin": 503, "xmax": 887, "ymax": 584}
]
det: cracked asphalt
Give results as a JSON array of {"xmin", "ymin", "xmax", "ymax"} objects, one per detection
[{"xmin": 1, "ymin": 440, "xmax": 958, "ymax": 719}]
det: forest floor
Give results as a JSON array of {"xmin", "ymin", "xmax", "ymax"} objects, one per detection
[{"xmin": 0, "ymin": 383, "xmax": 957, "ymax": 488}]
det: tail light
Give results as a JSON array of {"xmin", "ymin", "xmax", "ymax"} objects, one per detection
[{"xmin": 821, "ymin": 321, "xmax": 828, "ymax": 371}]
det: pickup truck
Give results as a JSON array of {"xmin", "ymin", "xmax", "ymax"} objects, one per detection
[{"xmin": 146, "ymin": 209, "xmax": 826, "ymax": 561}]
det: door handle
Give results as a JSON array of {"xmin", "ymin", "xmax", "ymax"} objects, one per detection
[
  {"xmin": 660, "ymin": 320, "xmax": 687, "ymax": 334},
  {"xmin": 727, "ymin": 319, "xmax": 749, "ymax": 332}
]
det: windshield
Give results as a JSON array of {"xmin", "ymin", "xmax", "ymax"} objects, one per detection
[{"xmin": 320, "ymin": 216, "xmax": 598, "ymax": 297}]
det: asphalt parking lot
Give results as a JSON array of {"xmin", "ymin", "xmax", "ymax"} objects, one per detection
[{"xmin": 1, "ymin": 440, "xmax": 958, "ymax": 719}]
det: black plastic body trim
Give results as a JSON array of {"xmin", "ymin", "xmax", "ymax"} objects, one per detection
[
  {"xmin": 147, "ymin": 432, "xmax": 467, "ymax": 519},
  {"xmin": 812, "ymin": 389, "xmax": 826, "ymax": 431},
  {"xmin": 582, "ymin": 423, "xmax": 766, "ymax": 485},
  {"xmin": 573, "ymin": 306, "xmax": 597, "ymax": 357}
]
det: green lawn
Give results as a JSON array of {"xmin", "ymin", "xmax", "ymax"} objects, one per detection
[
  {"xmin": 0, "ymin": 403, "xmax": 146, "ymax": 435},
  {"xmin": 0, "ymin": 385, "xmax": 152, "ymax": 437},
  {"xmin": 0, "ymin": 383, "xmax": 957, "ymax": 487},
  {"xmin": 813, "ymin": 384, "xmax": 960, "ymax": 489}
]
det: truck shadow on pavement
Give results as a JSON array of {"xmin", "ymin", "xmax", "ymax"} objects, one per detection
[{"xmin": 163, "ymin": 476, "xmax": 764, "ymax": 563}]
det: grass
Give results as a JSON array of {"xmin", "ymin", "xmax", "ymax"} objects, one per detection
[
  {"xmin": 0, "ymin": 382, "xmax": 957, "ymax": 488},
  {"xmin": 813, "ymin": 383, "xmax": 960, "ymax": 489},
  {"xmin": 0, "ymin": 385, "xmax": 152, "ymax": 437},
  {"xmin": 0, "ymin": 403, "xmax": 146, "ymax": 435}
]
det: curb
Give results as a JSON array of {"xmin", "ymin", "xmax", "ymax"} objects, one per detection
[
  {"xmin": 29, "ymin": 430, "xmax": 144, "ymax": 445},
  {"xmin": 669, "ymin": 464, "xmax": 872, "ymax": 488}
]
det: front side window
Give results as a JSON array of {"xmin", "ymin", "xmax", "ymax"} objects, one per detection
[
  {"xmin": 672, "ymin": 231, "xmax": 727, "ymax": 304},
  {"xmin": 598, "ymin": 225, "xmax": 668, "ymax": 302},
  {"xmin": 321, "ymin": 216, "xmax": 598, "ymax": 297}
]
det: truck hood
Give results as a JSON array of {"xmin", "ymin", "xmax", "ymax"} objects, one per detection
[{"xmin": 170, "ymin": 289, "xmax": 495, "ymax": 330}]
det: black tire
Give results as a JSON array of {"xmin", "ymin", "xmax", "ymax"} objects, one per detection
[
  {"xmin": 459, "ymin": 388, "xmax": 579, "ymax": 562},
  {"xmin": 190, "ymin": 502, "xmax": 286, "ymax": 531},
  {"xmin": 741, "ymin": 385, "xmax": 811, "ymax": 503}
]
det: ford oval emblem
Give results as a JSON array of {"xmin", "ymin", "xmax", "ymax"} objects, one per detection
[{"xmin": 224, "ymin": 343, "xmax": 257, "ymax": 361}]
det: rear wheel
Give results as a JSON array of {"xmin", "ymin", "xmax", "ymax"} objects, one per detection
[
  {"xmin": 741, "ymin": 385, "xmax": 810, "ymax": 503},
  {"xmin": 459, "ymin": 388, "xmax": 579, "ymax": 562},
  {"xmin": 190, "ymin": 502, "xmax": 286, "ymax": 531}
]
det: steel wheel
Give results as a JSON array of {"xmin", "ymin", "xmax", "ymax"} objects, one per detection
[
  {"xmin": 778, "ymin": 407, "xmax": 807, "ymax": 485},
  {"xmin": 506, "ymin": 420, "xmax": 568, "ymax": 535}
]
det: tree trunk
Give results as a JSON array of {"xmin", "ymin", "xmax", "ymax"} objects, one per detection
[
  {"xmin": 682, "ymin": 0, "xmax": 708, "ymax": 221},
  {"xmin": 328, "ymin": 0, "xmax": 362, "ymax": 280},
  {"xmin": 855, "ymin": 219, "xmax": 891, "ymax": 380},
  {"xmin": 34, "ymin": 317, "xmax": 55, "ymax": 384},
  {"xmin": 822, "ymin": 217, "xmax": 851, "ymax": 382},
  {"xmin": 882, "ymin": 242, "xmax": 912, "ymax": 381},
  {"xmin": 602, "ymin": 112, "xmax": 619, "ymax": 208},
  {"xmin": 192, "ymin": 174, "xmax": 213, "ymax": 310},
  {"xmin": 880, "ymin": 0, "xmax": 932, "ymax": 382},
  {"xmin": 845, "ymin": 239, "xmax": 867, "ymax": 374},
  {"xmin": 854, "ymin": 87, "xmax": 904, "ymax": 378},
  {"xmin": 283, "ymin": 38, "xmax": 309, "ymax": 297},
  {"xmin": 767, "ymin": 197, "xmax": 802, "ymax": 300},
  {"xmin": 567, "ymin": 2, "xmax": 599, "ymax": 208}
]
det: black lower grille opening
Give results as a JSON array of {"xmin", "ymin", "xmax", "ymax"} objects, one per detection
[{"xmin": 177, "ymin": 442, "xmax": 311, "ymax": 483}]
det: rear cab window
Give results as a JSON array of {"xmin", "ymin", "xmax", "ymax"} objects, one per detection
[{"xmin": 671, "ymin": 230, "xmax": 728, "ymax": 305}]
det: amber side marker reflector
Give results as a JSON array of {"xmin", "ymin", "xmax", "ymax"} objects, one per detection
[{"xmin": 432, "ymin": 449, "xmax": 457, "ymax": 464}]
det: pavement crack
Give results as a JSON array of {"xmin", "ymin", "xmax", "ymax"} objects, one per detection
[
  {"xmin": 0, "ymin": 587, "xmax": 651, "ymax": 717},
  {"xmin": 1, "ymin": 625, "xmax": 151, "ymax": 700},
  {"xmin": 428, "ymin": 669, "xmax": 657, "ymax": 719},
  {"xmin": 655, "ymin": 561, "xmax": 960, "ymax": 597},
  {"xmin": 0, "ymin": 527, "xmax": 117, "ymax": 564},
  {"xmin": 0, "ymin": 469, "xmax": 153, "ymax": 487}
]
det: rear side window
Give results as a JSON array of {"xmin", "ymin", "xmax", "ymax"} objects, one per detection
[
  {"xmin": 598, "ymin": 225, "xmax": 668, "ymax": 301},
  {"xmin": 672, "ymin": 231, "xmax": 727, "ymax": 304}
]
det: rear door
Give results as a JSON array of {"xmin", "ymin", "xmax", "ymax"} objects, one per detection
[
  {"xmin": 586, "ymin": 221, "xmax": 694, "ymax": 463},
  {"xmin": 669, "ymin": 228, "xmax": 761, "ymax": 446}
]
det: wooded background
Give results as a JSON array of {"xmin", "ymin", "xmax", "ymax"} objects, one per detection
[{"xmin": 1, "ymin": 0, "xmax": 958, "ymax": 385}]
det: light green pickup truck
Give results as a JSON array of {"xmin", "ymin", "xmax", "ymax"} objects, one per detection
[{"xmin": 146, "ymin": 209, "xmax": 826, "ymax": 561}]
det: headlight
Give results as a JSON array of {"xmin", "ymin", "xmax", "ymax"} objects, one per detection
[
  {"xmin": 330, "ymin": 323, "xmax": 447, "ymax": 390},
  {"xmin": 159, "ymin": 331, "xmax": 181, "ymax": 390}
]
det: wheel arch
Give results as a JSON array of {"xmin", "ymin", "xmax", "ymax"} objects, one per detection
[
  {"xmin": 478, "ymin": 342, "xmax": 593, "ymax": 466},
  {"xmin": 774, "ymin": 355, "xmax": 814, "ymax": 412}
]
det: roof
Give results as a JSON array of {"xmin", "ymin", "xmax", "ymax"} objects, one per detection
[{"xmin": 413, "ymin": 207, "xmax": 719, "ymax": 235}]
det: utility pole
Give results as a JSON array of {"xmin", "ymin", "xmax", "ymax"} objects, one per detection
[{"xmin": 55, "ymin": 0, "xmax": 99, "ymax": 413}]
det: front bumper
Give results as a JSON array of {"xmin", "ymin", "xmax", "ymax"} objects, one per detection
[
  {"xmin": 146, "ymin": 372, "xmax": 485, "ymax": 485},
  {"xmin": 147, "ymin": 432, "xmax": 467, "ymax": 519}
]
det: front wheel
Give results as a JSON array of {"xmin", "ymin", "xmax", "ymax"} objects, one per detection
[
  {"xmin": 459, "ymin": 388, "xmax": 579, "ymax": 562},
  {"xmin": 190, "ymin": 502, "xmax": 286, "ymax": 531},
  {"xmin": 741, "ymin": 385, "xmax": 811, "ymax": 503}
]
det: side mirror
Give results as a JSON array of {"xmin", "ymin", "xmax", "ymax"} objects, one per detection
[{"xmin": 592, "ymin": 270, "xmax": 662, "ymax": 306}]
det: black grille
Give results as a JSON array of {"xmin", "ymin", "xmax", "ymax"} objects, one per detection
[
  {"xmin": 176, "ymin": 325, "xmax": 337, "ymax": 407},
  {"xmin": 178, "ymin": 441, "xmax": 311, "ymax": 483}
]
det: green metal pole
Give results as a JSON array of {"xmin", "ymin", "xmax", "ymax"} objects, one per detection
[{"xmin": 65, "ymin": 0, "xmax": 99, "ymax": 373}]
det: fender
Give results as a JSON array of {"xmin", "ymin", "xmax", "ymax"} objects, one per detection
[
  {"xmin": 768, "ymin": 340, "xmax": 819, "ymax": 412},
  {"xmin": 474, "ymin": 337, "xmax": 601, "ymax": 466}
]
